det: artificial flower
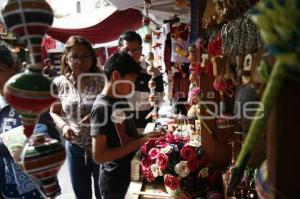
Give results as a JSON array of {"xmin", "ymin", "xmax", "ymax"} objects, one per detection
[
  {"xmin": 148, "ymin": 148, "xmax": 160, "ymax": 160},
  {"xmin": 188, "ymin": 135, "xmax": 201, "ymax": 147},
  {"xmin": 141, "ymin": 139, "xmax": 156, "ymax": 155},
  {"xmin": 143, "ymin": 167, "xmax": 155, "ymax": 182},
  {"xmin": 189, "ymin": 87, "xmax": 201, "ymax": 99},
  {"xmin": 188, "ymin": 87, "xmax": 201, "ymax": 104},
  {"xmin": 160, "ymin": 145, "xmax": 173, "ymax": 154},
  {"xmin": 199, "ymin": 167, "xmax": 209, "ymax": 178},
  {"xmin": 180, "ymin": 145, "xmax": 197, "ymax": 161},
  {"xmin": 155, "ymin": 137, "xmax": 168, "ymax": 148},
  {"xmin": 141, "ymin": 156, "xmax": 152, "ymax": 169},
  {"xmin": 150, "ymin": 163, "xmax": 163, "ymax": 177},
  {"xmin": 156, "ymin": 153, "xmax": 169, "ymax": 171},
  {"xmin": 164, "ymin": 174, "xmax": 180, "ymax": 190},
  {"xmin": 139, "ymin": 133, "xmax": 220, "ymax": 196},
  {"xmin": 175, "ymin": 161, "xmax": 190, "ymax": 177}
]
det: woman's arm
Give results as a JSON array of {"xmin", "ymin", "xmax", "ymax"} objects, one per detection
[
  {"xmin": 50, "ymin": 100, "xmax": 76, "ymax": 140},
  {"xmin": 50, "ymin": 101, "xmax": 65, "ymax": 129}
]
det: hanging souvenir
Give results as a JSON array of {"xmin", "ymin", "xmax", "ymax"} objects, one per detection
[
  {"xmin": 20, "ymin": 134, "xmax": 65, "ymax": 197},
  {"xmin": 2, "ymin": 1, "xmax": 65, "ymax": 197},
  {"xmin": 213, "ymin": 75, "xmax": 235, "ymax": 130},
  {"xmin": 143, "ymin": 0, "xmax": 159, "ymax": 120},
  {"xmin": 142, "ymin": 16, "xmax": 150, "ymax": 26},
  {"xmin": 144, "ymin": 0, "xmax": 151, "ymax": 8},
  {"xmin": 144, "ymin": 33, "xmax": 152, "ymax": 43},
  {"xmin": 2, "ymin": 0, "xmax": 56, "ymax": 138}
]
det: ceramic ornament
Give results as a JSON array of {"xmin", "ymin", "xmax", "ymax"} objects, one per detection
[
  {"xmin": 20, "ymin": 134, "xmax": 66, "ymax": 197},
  {"xmin": 2, "ymin": 1, "xmax": 65, "ymax": 197},
  {"xmin": 2, "ymin": 0, "xmax": 56, "ymax": 138}
]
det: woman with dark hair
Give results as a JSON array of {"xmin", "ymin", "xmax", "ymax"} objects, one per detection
[{"xmin": 50, "ymin": 36, "xmax": 104, "ymax": 199}]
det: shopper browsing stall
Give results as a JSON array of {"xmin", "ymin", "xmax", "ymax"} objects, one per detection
[
  {"xmin": 91, "ymin": 52, "xmax": 163, "ymax": 199},
  {"xmin": 50, "ymin": 36, "xmax": 104, "ymax": 199}
]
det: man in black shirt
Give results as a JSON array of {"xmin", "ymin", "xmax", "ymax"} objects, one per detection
[{"xmin": 118, "ymin": 31, "xmax": 164, "ymax": 133}]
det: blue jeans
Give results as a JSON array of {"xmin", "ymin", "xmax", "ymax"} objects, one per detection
[{"xmin": 66, "ymin": 142, "xmax": 101, "ymax": 199}]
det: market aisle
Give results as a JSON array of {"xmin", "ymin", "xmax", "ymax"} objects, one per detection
[
  {"xmin": 57, "ymin": 156, "xmax": 96, "ymax": 199},
  {"xmin": 56, "ymin": 162, "xmax": 75, "ymax": 199}
]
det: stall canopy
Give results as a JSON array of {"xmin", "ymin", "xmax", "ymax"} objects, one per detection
[
  {"xmin": 46, "ymin": 8, "xmax": 142, "ymax": 44},
  {"xmin": 107, "ymin": 0, "xmax": 190, "ymax": 24}
]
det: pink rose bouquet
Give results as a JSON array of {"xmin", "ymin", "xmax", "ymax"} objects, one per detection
[{"xmin": 139, "ymin": 133, "xmax": 222, "ymax": 197}]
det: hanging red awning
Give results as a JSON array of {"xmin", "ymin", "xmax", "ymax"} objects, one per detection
[{"xmin": 46, "ymin": 8, "xmax": 142, "ymax": 44}]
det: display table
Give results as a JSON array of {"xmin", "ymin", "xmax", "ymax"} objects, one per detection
[{"xmin": 125, "ymin": 181, "xmax": 172, "ymax": 199}]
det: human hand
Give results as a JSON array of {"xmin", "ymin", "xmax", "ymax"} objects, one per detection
[
  {"xmin": 62, "ymin": 125, "xmax": 77, "ymax": 141},
  {"xmin": 79, "ymin": 115, "xmax": 90, "ymax": 125},
  {"xmin": 141, "ymin": 131, "xmax": 164, "ymax": 143}
]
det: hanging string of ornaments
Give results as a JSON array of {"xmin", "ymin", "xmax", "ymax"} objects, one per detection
[{"xmin": 143, "ymin": 0, "xmax": 160, "ymax": 120}]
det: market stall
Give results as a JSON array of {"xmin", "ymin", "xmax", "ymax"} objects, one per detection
[
  {"xmin": 105, "ymin": 0, "xmax": 300, "ymax": 198},
  {"xmin": 1, "ymin": 0, "xmax": 300, "ymax": 198}
]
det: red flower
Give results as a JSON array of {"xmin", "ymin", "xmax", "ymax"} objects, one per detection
[
  {"xmin": 187, "ymin": 159, "xmax": 199, "ymax": 172},
  {"xmin": 166, "ymin": 133, "xmax": 175, "ymax": 143},
  {"xmin": 140, "ymin": 140, "xmax": 155, "ymax": 155},
  {"xmin": 140, "ymin": 145, "xmax": 148, "ymax": 155},
  {"xmin": 173, "ymin": 135, "xmax": 188, "ymax": 143},
  {"xmin": 156, "ymin": 153, "xmax": 169, "ymax": 171},
  {"xmin": 164, "ymin": 174, "xmax": 180, "ymax": 190},
  {"xmin": 155, "ymin": 137, "xmax": 168, "ymax": 148},
  {"xmin": 139, "ymin": 133, "xmax": 213, "ymax": 195},
  {"xmin": 143, "ymin": 167, "xmax": 155, "ymax": 182},
  {"xmin": 141, "ymin": 139, "xmax": 157, "ymax": 155},
  {"xmin": 148, "ymin": 148, "xmax": 160, "ymax": 160},
  {"xmin": 141, "ymin": 157, "xmax": 152, "ymax": 169},
  {"xmin": 180, "ymin": 145, "xmax": 197, "ymax": 161}
]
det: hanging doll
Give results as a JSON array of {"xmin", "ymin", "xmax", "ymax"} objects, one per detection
[{"xmin": 167, "ymin": 22, "xmax": 190, "ymax": 115}]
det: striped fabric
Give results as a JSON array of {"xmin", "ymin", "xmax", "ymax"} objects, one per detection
[{"xmin": 0, "ymin": 138, "xmax": 45, "ymax": 199}]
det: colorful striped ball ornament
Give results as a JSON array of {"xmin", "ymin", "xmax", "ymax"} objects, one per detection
[
  {"xmin": 2, "ymin": 0, "xmax": 55, "ymax": 138},
  {"xmin": 20, "ymin": 134, "xmax": 66, "ymax": 198}
]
